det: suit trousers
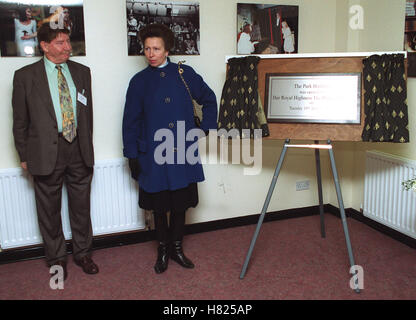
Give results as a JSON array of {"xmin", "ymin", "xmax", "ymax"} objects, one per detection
[{"xmin": 33, "ymin": 135, "xmax": 94, "ymax": 266}]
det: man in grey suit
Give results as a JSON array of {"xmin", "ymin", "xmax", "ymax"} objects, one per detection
[{"xmin": 12, "ymin": 23, "xmax": 99, "ymax": 280}]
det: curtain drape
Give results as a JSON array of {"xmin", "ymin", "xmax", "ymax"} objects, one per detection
[
  {"xmin": 361, "ymin": 54, "xmax": 409, "ymax": 143},
  {"xmin": 217, "ymin": 56, "xmax": 269, "ymax": 138}
]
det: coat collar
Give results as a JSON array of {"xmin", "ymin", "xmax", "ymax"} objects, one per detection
[{"xmin": 147, "ymin": 57, "xmax": 173, "ymax": 71}]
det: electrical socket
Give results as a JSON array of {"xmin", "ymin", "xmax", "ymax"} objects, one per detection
[{"xmin": 296, "ymin": 180, "xmax": 310, "ymax": 191}]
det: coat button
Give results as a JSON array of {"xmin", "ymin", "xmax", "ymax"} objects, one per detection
[
  {"xmin": 165, "ymin": 97, "xmax": 171, "ymax": 103},
  {"xmin": 169, "ymin": 122, "xmax": 174, "ymax": 128},
  {"xmin": 160, "ymin": 72, "xmax": 166, "ymax": 77}
]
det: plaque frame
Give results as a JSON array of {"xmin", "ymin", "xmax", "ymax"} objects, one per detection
[{"xmin": 264, "ymin": 72, "xmax": 362, "ymax": 124}]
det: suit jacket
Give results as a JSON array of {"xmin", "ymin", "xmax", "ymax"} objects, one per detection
[
  {"xmin": 12, "ymin": 58, "xmax": 94, "ymax": 176},
  {"xmin": 272, "ymin": 19, "xmax": 283, "ymax": 52}
]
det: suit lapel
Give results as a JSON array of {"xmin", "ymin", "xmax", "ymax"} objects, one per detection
[{"xmin": 33, "ymin": 59, "xmax": 57, "ymax": 122}]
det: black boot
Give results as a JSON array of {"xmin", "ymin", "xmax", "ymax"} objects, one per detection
[
  {"xmin": 170, "ymin": 240, "xmax": 194, "ymax": 269},
  {"xmin": 154, "ymin": 242, "xmax": 169, "ymax": 274},
  {"xmin": 153, "ymin": 211, "xmax": 169, "ymax": 274}
]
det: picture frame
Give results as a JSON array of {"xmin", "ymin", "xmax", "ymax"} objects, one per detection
[
  {"xmin": 237, "ymin": 3, "xmax": 298, "ymax": 55},
  {"xmin": 0, "ymin": 1, "xmax": 85, "ymax": 57},
  {"xmin": 405, "ymin": 0, "xmax": 416, "ymax": 77},
  {"xmin": 126, "ymin": 0, "xmax": 200, "ymax": 56},
  {"xmin": 264, "ymin": 72, "xmax": 361, "ymax": 124}
]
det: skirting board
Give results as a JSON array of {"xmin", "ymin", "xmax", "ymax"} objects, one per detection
[{"xmin": 0, "ymin": 204, "xmax": 415, "ymax": 265}]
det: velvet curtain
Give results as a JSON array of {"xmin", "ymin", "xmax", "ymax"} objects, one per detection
[
  {"xmin": 361, "ymin": 54, "xmax": 409, "ymax": 143},
  {"xmin": 217, "ymin": 56, "xmax": 269, "ymax": 138}
]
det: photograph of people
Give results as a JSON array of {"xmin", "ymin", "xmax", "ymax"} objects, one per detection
[
  {"xmin": 126, "ymin": 1, "xmax": 200, "ymax": 55},
  {"xmin": 0, "ymin": 1, "xmax": 85, "ymax": 57},
  {"xmin": 13, "ymin": 5, "xmax": 37, "ymax": 56},
  {"xmin": 405, "ymin": 0, "xmax": 416, "ymax": 76},
  {"xmin": 236, "ymin": 3, "xmax": 298, "ymax": 55},
  {"xmin": 122, "ymin": 23, "xmax": 218, "ymax": 274},
  {"xmin": 37, "ymin": 5, "xmax": 84, "ymax": 55},
  {"xmin": 40, "ymin": 6, "xmax": 74, "ymax": 32}
]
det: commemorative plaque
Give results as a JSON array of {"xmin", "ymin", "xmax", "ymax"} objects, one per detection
[{"xmin": 264, "ymin": 73, "xmax": 361, "ymax": 124}]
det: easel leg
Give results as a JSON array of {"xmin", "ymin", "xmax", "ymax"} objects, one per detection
[
  {"xmin": 239, "ymin": 139, "xmax": 290, "ymax": 279},
  {"xmin": 327, "ymin": 141, "xmax": 360, "ymax": 293},
  {"xmin": 314, "ymin": 140, "xmax": 326, "ymax": 238}
]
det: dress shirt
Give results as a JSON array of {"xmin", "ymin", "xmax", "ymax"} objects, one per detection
[{"xmin": 43, "ymin": 57, "xmax": 77, "ymax": 132}]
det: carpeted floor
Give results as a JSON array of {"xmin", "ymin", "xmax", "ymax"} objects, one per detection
[{"xmin": 0, "ymin": 213, "xmax": 415, "ymax": 300}]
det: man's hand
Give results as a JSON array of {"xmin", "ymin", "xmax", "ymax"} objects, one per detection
[
  {"xmin": 128, "ymin": 158, "xmax": 141, "ymax": 180},
  {"xmin": 21, "ymin": 162, "xmax": 27, "ymax": 170}
]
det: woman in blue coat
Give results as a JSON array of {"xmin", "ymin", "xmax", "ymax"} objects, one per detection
[{"xmin": 122, "ymin": 24, "xmax": 218, "ymax": 274}]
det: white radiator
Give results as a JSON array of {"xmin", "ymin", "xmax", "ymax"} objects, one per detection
[
  {"xmin": 0, "ymin": 158, "xmax": 145, "ymax": 250},
  {"xmin": 363, "ymin": 151, "xmax": 416, "ymax": 239}
]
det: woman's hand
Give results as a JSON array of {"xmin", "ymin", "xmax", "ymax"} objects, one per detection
[
  {"xmin": 21, "ymin": 32, "xmax": 37, "ymax": 40},
  {"xmin": 128, "ymin": 158, "xmax": 141, "ymax": 180}
]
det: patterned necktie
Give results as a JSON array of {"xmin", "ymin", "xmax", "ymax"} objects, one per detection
[{"xmin": 56, "ymin": 65, "xmax": 76, "ymax": 142}]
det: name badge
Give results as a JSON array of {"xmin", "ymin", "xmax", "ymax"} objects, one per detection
[{"xmin": 77, "ymin": 92, "xmax": 87, "ymax": 106}]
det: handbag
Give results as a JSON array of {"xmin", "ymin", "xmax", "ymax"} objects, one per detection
[{"xmin": 178, "ymin": 61, "xmax": 203, "ymax": 127}]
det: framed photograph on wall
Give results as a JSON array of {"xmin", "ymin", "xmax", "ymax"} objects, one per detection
[
  {"xmin": 126, "ymin": 0, "xmax": 200, "ymax": 56},
  {"xmin": 237, "ymin": 3, "xmax": 298, "ymax": 55},
  {"xmin": 0, "ymin": 1, "xmax": 85, "ymax": 57},
  {"xmin": 405, "ymin": 0, "xmax": 416, "ymax": 77}
]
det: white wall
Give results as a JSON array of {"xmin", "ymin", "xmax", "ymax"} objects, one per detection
[
  {"xmin": 346, "ymin": 0, "xmax": 415, "ymax": 211},
  {"xmin": 0, "ymin": 0, "xmax": 413, "ymax": 226}
]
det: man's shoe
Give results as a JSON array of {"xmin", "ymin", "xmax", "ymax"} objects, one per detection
[
  {"xmin": 154, "ymin": 242, "xmax": 169, "ymax": 274},
  {"xmin": 50, "ymin": 260, "xmax": 68, "ymax": 280},
  {"xmin": 170, "ymin": 241, "xmax": 194, "ymax": 269},
  {"xmin": 74, "ymin": 256, "xmax": 99, "ymax": 275}
]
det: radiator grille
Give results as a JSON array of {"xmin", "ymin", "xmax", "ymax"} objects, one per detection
[
  {"xmin": 0, "ymin": 159, "xmax": 145, "ymax": 250},
  {"xmin": 363, "ymin": 151, "xmax": 416, "ymax": 239}
]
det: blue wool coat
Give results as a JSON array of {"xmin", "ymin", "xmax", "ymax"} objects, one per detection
[{"xmin": 122, "ymin": 61, "xmax": 218, "ymax": 193}]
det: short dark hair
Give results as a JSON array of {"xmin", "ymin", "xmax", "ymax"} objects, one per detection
[
  {"xmin": 17, "ymin": 6, "xmax": 30, "ymax": 22},
  {"xmin": 139, "ymin": 23, "xmax": 174, "ymax": 52},
  {"xmin": 37, "ymin": 23, "xmax": 70, "ymax": 54}
]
